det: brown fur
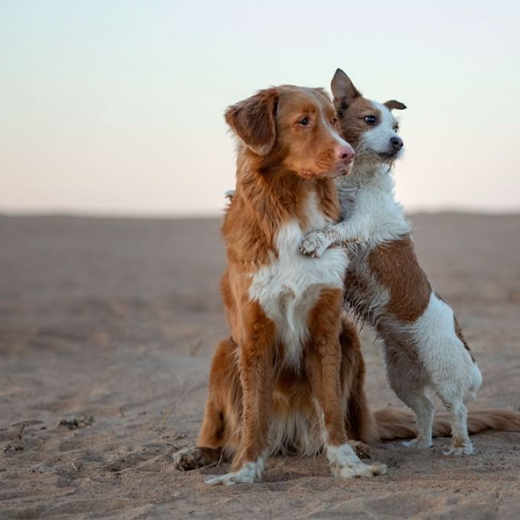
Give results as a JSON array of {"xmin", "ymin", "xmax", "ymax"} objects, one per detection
[
  {"xmin": 376, "ymin": 408, "xmax": 520, "ymax": 441},
  {"xmin": 186, "ymin": 316, "xmax": 378, "ymax": 463},
  {"xmin": 367, "ymin": 237, "xmax": 431, "ymax": 322},
  {"xmin": 384, "ymin": 100, "xmax": 407, "ymax": 111},
  {"xmin": 337, "ymin": 97, "xmax": 382, "ymax": 150},
  {"xmin": 178, "ymin": 86, "xmax": 361, "ymax": 478}
]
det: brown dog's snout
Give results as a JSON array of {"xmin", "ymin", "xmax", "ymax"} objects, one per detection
[{"xmin": 336, "ymin": 143, "xmax": 355, "ymax": 165}]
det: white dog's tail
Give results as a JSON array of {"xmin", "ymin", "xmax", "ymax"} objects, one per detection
[{"xmin": 468, "ymin": 362, "xmax": 483, "ymax": 401}]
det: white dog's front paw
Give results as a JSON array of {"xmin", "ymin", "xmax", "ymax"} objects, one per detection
[
  {"xmin": 300, "ymin": 232, "xmax": 329, "ymax": 258},
  {"xmin": 206, "ymin": 461, "xmax": 262, "ymax": 486}
]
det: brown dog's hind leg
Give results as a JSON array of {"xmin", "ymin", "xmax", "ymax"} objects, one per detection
[
  {"xmin": 340, "ymin": 317, "xmax": 379, "ymax": 447},
  {"xmin": 174, "ymin": 338, "xmax": 239, "ymax": 471}
]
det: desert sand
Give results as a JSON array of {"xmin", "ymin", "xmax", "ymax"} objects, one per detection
[{"xmin": 1, "ymin": 213, "xmax": 520, "ymax": 520}]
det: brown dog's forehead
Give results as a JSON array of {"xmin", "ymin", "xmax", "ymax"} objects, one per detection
[{"xmin": 277, "ymin": 86, "xmax": 335, "ymax": 119}]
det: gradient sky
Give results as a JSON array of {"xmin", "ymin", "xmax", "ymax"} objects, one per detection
[{"xmin": 1, "ymin": 0, "xmax": 520, "ymax": 216}]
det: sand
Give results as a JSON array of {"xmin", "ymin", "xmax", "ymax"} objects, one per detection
[{"xmin": 1, "ymin": 213, "xmax": 520, "ymax": 520}]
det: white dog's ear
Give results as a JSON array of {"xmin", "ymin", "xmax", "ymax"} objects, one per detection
[
  {"xmin": 331, "ymin": 68, "xmax": 362, "ymax": 111},
  {"xmin": 224, "ymin": 88, "xmax": 279, "ymax": 155},
  {"xmin": 384, "ymin": 100, "xmax": 407, "ymax": 111}
]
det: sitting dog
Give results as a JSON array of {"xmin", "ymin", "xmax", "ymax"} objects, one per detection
[
  {"xmin": 175, "ymin": 85, "xmax": 387, "ymax": 485},
  {"xmin": 300, "ymin": 69, "xmax": 482, "ymax": 455}
]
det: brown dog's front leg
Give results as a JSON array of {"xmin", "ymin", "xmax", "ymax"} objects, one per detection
[{"xmin": 307, "ymin": 289, "xmax": 386, "ymax": 478}]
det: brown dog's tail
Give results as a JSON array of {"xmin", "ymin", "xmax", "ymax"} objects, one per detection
[{"xmin": 374, "ymin": 408, "xmax": 520, "ymax": 441}]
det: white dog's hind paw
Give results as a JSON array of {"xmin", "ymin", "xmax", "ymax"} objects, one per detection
[
  {"xmin": 402, "ymin": 438, "xmax": 433, "ymax": 449},
  {"xmin": 443, "ymin": 444, "xmax": 474, "ymax": 456}
]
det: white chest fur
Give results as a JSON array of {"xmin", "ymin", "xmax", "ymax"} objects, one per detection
[
  {"xmin": 336, "ymin": 167, "xmax": 410, "ymax": 246},
  {"xmin": 249, "ymin": 192, "xmax": 349, "ymax": 367}
]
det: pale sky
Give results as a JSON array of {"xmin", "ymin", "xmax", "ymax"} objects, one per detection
[{"xmin": 1, "ymin": 0, "xmax": 520, "ymax": 216}]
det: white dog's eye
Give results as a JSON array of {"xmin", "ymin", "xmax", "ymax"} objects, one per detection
[{"xmin": 364, "ymin": 115, "xmax": 377, "ymax": 125}]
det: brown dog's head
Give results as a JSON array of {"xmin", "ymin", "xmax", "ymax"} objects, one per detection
[
  {"xmin": 225, "ymin": 86, "xmax": 354, "ymax": 179},
  {"xmin": 331, "ymin": 68, "xmax": 406, "ymax": 166}
]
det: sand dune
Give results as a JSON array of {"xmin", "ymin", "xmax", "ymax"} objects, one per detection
[{"xmin": 1, "ymin": 214, "xmax": 520, "ymax": 519}]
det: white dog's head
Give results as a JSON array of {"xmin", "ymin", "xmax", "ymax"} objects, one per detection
[{"xmin": 331, "ymin": 68, "xmax": 406, "ymax": 166}]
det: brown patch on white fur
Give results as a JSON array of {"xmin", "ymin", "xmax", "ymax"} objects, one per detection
[
  {"xmin": 367, "ymin": 237, "xmax": 431, "ymax": 322},
  {"xmin": 336, "ymin": 97, "xmax": 382, "ymax": 150}
]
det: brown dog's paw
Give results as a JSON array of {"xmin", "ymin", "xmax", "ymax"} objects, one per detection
[
  {"xmin": 173, "ymin": 446, "xmax": 222, "ymax": 471},
  {"xmin": 348, "ymin": 440, "xmax": 372, "ymax": 459}
]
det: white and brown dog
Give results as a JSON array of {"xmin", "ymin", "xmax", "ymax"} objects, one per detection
[{"xmin": 300, "ymin": 69, "xmax": 482, "ymax": 455}]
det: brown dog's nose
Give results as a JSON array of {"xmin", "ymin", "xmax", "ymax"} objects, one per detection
[
  {"xmin": 390, "ymin": 137, "xmax": 404, "ymax": 150},
  {"xmin": 336, "ymin": 144, "xmax": 355, "ymax": 165}
]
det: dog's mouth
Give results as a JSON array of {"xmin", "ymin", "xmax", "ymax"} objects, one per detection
[{"xmin": 377, "ymin": 150, "xmax": 400, "ymax": 160}]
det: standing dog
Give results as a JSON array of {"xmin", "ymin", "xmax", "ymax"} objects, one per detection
[
  {"xmin": 300, "ymin": 69, "xmax": 482, "ymax": 455},
  {"xmin": 174, "ymin": 85, "xmax": 387, "ymax": 484}
]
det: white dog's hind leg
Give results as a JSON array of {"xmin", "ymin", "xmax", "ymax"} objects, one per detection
[
  {"xmin": 385, "ymin": 346, "xmax": 434, "ymax": 448},
  {"xmin": 437, "ymin": 388, "xmax": 473, "ymax": 455}
]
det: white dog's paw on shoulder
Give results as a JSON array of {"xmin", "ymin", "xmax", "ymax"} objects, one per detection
[{"xmin": 300, "ymin": 231, "xmax": 331, "ymax": 258}]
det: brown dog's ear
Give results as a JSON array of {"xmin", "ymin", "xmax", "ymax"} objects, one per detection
[
  {"xmin": 331, "ymin": 68, "xmax": 361, "ymax": 111},
  {"xmin": 384, "ymin": 100, "xmax": 407, "ymax": 111},
  {"xmin": 224, "ymin": 88, "xmax": 279, "ymax": 155}
]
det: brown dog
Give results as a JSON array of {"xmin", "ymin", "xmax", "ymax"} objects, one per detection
[{"xmin": 174, "ymin": 85, "xmax": 386, "ymax": 484}]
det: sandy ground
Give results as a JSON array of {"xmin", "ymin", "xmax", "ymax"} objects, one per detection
[{"xmin": 1, "ymin": 213, "xmax": 520, "ymax": 520}]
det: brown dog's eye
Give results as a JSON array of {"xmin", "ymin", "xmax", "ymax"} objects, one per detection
[
  {"xmin": 364, "ymin": 115, "xmax": 376, "ymax": 125},
  {"xmin": 298, "ymin": 117, "xmax": 310, "ymax": 126}
]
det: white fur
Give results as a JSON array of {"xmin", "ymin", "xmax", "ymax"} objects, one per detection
[
  {"xmin": 206, "ymin": 453, "xmax": 267, "ymax": 486},
  {"xmin": 326, "ymin": 443, "xmax": 387, "ymax": 478},
  {"xmin": 406, "ymin": 293, "xmax": 479, "ymax": 398},
  {"xmin": 268, "ymin": 410, "xmax": 322, "ymax": 456},
  {"xmin": 249, "ymin": 191, "xmax": 349, "ymax": 368}
]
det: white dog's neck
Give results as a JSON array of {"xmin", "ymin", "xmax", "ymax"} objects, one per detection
[
  {"xmin": 339, "ymin": 161, "xmax": 394, "ymax": 191},
  {"xmin": 335, "ymin": 160, "xmax": 410, "ymax": 246}
]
